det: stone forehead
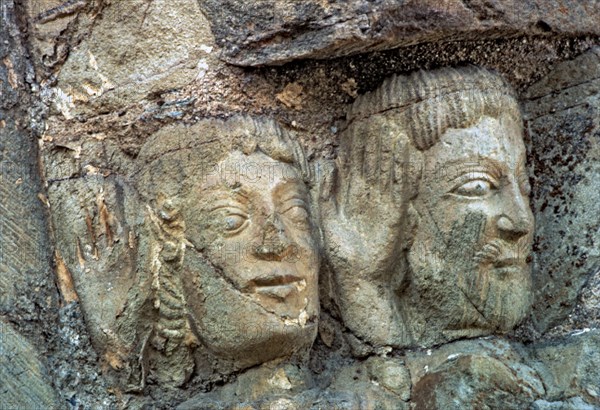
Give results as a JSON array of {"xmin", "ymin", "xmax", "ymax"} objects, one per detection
[
  {"xmin": 134, "ymin": 116, "xmax": 310, "ymax": 201},
  {"xmin": 423, "ymin": 117, "xmax": 526, "ymax": 175},
  {"xmin": 136, "ymin": 116, "xmax": 295, "ymax": 166}
]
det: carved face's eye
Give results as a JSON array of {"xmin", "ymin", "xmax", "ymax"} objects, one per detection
[
  {"xmin": 223, "ymin": 214, "xmax": 247, "ymax": 233},
  {"xmin": 285, "ymin": 206, "xmax": 309, "ymax": 223},
  {"xmin": 454, "ymin": 179, "xmax": 494, "ymax": 197},
  {"xmin": 281, "ymin": 199, "xmax": 310, "ymax": 229}
]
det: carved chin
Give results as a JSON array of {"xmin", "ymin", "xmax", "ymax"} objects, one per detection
[
  {"xmin": 181, "ymin": 256, "xmax": 318, "ymax": 369},
  {"xmin": 407, "ymin": 254, "xmax": 532, "ymax": 340},
  {"xmin": 457, "ymin": 265, "xmax": 533, "ymax": 332}
]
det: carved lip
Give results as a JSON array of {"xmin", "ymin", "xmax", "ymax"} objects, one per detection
[
  {"xmin": 248, "ymin": 274, "xmax": 305, "ymax": 301},
  {"xmin": 254, "ymin": 284, "xmax": 298, "ymax": 301},
  {"xmin": 250, "ymin": 274, "xmax": 303, "ymax": 288}
]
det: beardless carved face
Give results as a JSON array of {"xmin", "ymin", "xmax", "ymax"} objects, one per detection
[
  {"xmin": 406, "ymin": 114, "xmax": 533, "ymax": 338},
  {"xmin": 180, "ymin": 150, "xmax": 319, "ymax": 366}
]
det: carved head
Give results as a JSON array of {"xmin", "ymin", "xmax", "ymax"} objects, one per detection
[
  {"xmin": 133, "ymin": 117, "xmax": 319, "ymax": 385},
  {"xmin": 337, "ymin": 66, "xmax": 533, "ymax": 347}
]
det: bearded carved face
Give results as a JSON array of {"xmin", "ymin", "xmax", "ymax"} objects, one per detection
[
  {"xmin": 406, "ymin": 114, "xmax": 533, "ymax": 340},
  {"xmin": 322, "ymin": 67, "xmax": 533, "ymax": 349}
]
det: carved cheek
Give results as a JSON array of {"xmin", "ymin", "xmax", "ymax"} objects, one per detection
[
  {"xmin": 185, "ymin": 213, "xmax": 222, "ymax": 250},
  {"xmin": 299, "ymin": 236, "xmax": 320, "ymax": 274}
]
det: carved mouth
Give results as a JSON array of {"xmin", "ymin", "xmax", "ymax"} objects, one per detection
[
  {"xmin": 493, "ymin": 257, "xmax": 527, "ymax": 268},
  {"xmin": 254, "ymin": 284, "xmax": 297, "ymax": 301},
  {"xmin": 475, "ymin": 239, "xmax": 531, "ymax": 271},
  {"xmin": 491, "ymin": 257, "xmax": 529, "ymax": 279},
  {"xmin": 246, "ymin": 274, "xmax": 306, "ymax": 301},
  {"xmin": 251, "ymin": 274, "xmax": 303, "ymax": 287}
]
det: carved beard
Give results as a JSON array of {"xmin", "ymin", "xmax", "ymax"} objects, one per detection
[
  {"xmin": 406, "ymin": 212, "xmax": 532, "ymax": 343},
  {"xmin": 457, "ymin": 237, "xmax": 533, "ymax": 332}
]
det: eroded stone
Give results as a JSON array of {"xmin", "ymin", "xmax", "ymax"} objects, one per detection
[
  {"xmin": 199, "ymin": 0, "xmax": 600, "ymax": 66},
  {"xmin": 523, "ymin": 47, "xmax": 600, "ymax": 333},
  {"xmin": 407, "ymin": 338, "xmax": 544, "ymax": 410},
  {"xmin": 0, "ymin": 319, "xmax": 59, "ymax": 409},
  {"xmin": 42, "ymin": 115, "xmax": 321, "ymax": 397},
  {"xmin": 527, "ymin": 329, "xmax": 600, "ymax": 406},
  {"xmin": 53, "ymin": 0, "xmax": 216, "ymax": 117}
]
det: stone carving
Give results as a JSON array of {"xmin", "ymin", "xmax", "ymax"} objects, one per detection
[
  {"xmin": 3, "ymin": 0, "xmax": 599, "ymax": 405},
  {"xmin": 117, "ymin": 117, "xmax": 319, "ymax": 390},
  {"xmin": 322, "ymin": 66, "xmax": 533, "ymax": 348}
]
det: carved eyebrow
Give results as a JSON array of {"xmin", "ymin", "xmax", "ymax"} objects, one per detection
[
  {"xmin": 204, "ymin": 188, "xmax": 249, "ymax": 211},
  {"xmin": 274, "ymin": 179, "xmax": 308, "ymax": 203},
  {"xmin": 445, "ymin": 159, "xmax": 505, "ymax": 181},
  {"xmin": 209, "ymin": 200, "xmax": 248, "ymax": 213}
]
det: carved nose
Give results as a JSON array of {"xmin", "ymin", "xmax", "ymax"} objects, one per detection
[
  {"xmin": 497, "ymin": 181, "xmax": 533, "ymax": 241},
  {"xmin": 496, "ymin": 214, "xmax": 530, "ymax": 241},
  {"xmin": 252, "ymin": 218, "xmax": 290, "ymax": 261}
]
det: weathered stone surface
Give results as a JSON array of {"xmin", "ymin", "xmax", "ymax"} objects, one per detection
[
  {"xmin": 178, "ymin": 362, "xmax": 318, "ymax": 409},
  {"xmin": 199, "ymin": 0, "xmax": 600, "ymax": 66},
  {"xmin": 527, "ymin": 330, "xmax": 600, "ymax": 406},
  {"xmin": 0, "ymin": 319, "xmax": 59, "ymax": 409},
  {"xmin": 323, "ymin": 356, "xmax": 411, "ymax": 409},
  {"xmin": 9, "ymin": 0, "xmax": 600, "ymax": 406},
  {"xmin": 131, "ymin": 117, "xmax": 319, "ymax": 388},
  {"xmin": 24, "ymin": 0, "xmax": 96, "ymax": 77},
  {"xmin": 44, "ymin": 117, "xmax": 321, "ymax": 395},
  {"xmin": 532, "ymin": 397, "xmax": 598, "ymax": 410},
  {"xmin": 0, "ymin": 0, "xmax": 56, "ymax": 322},
  {"xmin": 52, "ymin": 0, "xmax": 216, "ymax": 117},
  {"xmin": 407, "ymin": 338, "xmax": 544, "ymax": 410},
  {"xmin": 0, "ymin": 3, "xmax": 64, "ymax": 407},
  {"xmin": 523, "ymin": 47, "xmax": 600, "ymax": 332},
  {"xmin": 46, "ymin": 177, "xmax": 141, "ymax": 354},
  {"xmin": 412, "ymin": 356, "xmax": 537, "ymax": 409}
]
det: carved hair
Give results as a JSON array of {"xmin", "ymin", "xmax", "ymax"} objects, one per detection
[
  {"xmin": 346, "ymin": 65, "xmax": 522, "ymax": 151},
  {"xmin": 121, "ymin": 116, "xmax": 309, "ymax": 388},
  {"xmin": 136, "ymin": 116, "xmax": 311, "ymax": 201}
]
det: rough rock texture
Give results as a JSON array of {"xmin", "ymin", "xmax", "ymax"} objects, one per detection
[
  {"xmin": 1, "ymin": 2, "xmax": 118, "ymax": 409},
  {"xmin": 406, "ymin": 338, "xmax": 544, "ymax": 410},
  {"xmin": 198, "ymin": 0, "xmax": 600, "ymax": 66},
  {"xmin": 532, "ymin": 397, "xmax": 598, "ymax": 410},
  {"xmin": 2, "ymin": 0, "xmax": 598, "ymax": 408},
  {"xmin": 53, "ymin": 0, "xmax": 216, "ymax": 118},
  {"xmin": 523, "ymin": 47, "xmax": 600, "ymax": 333},
  {"xmin": 0, "ymin": 0, "xmax": 56, "ymax": 330},
  {"xmin": 0, "ymin": 319, "xmax": 59, "ymax": 408},
  {"xmin": 0, "ymin": 2, "xmax": 60, "ymax": 408},
  {"xmin": 528, "ymin": 330, "xmax": 600, "ymax": 406},
  {"xmin": 323, "ymin": 356, "xmax": 411, "ymax": 408},
  {"xmin": 46, "ymin": 176, "xmax": 140, "ymax": 354}
]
